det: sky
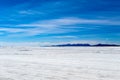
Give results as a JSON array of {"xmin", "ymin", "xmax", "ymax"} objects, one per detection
[{"xmin": 0, "ymin": 0, "xmax": 120, "ymax": 46}]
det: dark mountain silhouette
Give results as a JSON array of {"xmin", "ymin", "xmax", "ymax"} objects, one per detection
[
  {"xmin": 93, "ymin": 43, "xmax": 120, "ymax": 46},
  {"xmin": 51, "ymin": 43, "xmax": 120, "ymax": 47}
]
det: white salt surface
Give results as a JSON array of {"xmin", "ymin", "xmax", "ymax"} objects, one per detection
[{"xmin": 0, "ymin": 47, "xmax": 120, "ymax": 80}]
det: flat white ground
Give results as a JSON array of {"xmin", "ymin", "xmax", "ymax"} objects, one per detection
[{"xmin": 0, "ymin": 47, "xmax": 120, "ymax": 80}]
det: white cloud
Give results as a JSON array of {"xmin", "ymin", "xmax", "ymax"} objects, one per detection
[
  {"xmin": 0, "ymin": 28, "xmax": 25, "ymax": 33},
  {"xmin": 19, "ymin": 10, "xmax": 44, "ymax": 15},
  {"xmin": 52, "ymin": 36, "xmax": 78, "ymax": 39},
  {"xmin": 18, "ymin": 17, "xmax": 120, "ymax": 28},
  {"xmin": 1, "ymin": 17, "xmax": 120, "ymax": 37}
]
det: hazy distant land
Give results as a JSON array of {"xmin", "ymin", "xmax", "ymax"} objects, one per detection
[{"xmin": 51, "ymin": 43, "xmax": 120, "ymax": 47}]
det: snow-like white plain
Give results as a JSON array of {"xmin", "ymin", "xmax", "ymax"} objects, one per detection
[{"xmin": 0, "ymin": 47, "xmax": 120, "ymax": 80}]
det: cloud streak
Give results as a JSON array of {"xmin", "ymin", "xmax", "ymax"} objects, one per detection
[
  {"xmin": 19, "ymin": 17, "xmax": 120, "ymax": 28},
  {"xmin": 0, "ymin": 17, "xmax": 120, "ymax": 37}
]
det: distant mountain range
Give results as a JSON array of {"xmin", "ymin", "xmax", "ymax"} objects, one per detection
[{"xmin": 51, "ymin": 43, "xmax": 120, "ymax": 47}]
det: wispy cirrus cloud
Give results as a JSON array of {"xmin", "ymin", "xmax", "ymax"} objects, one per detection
[
  {"xmin": 18, "ymin": 10, "xmax": 44, "ymax": 15},
  {"xmin": 0, "ymin": 17, "xmax": 120, "ymax": 37},
  {"xmin": 0, "ymin": 28, "xmax": 25, "ymax": 33},
  {"xmin": 52, "ymin": 35, "xmax": 78, "ymax": 39},
  {"xmin": 19, "ymin": 17, "xmax": 120, "ymax": 28}
]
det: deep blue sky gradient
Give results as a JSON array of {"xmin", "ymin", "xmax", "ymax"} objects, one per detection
[{"xmin": 0, "ymin": 0, "xmax": 120, "ymax": 44}]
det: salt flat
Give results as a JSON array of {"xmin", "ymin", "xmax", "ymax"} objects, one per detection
[{"xmin": 0, "ymin": 47, "xmax": 120, "ymax": 80}]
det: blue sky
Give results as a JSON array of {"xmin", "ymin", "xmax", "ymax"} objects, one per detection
[{"xmin": 0, "ymin": 0, "xmax": 120, "ymax": 45}]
